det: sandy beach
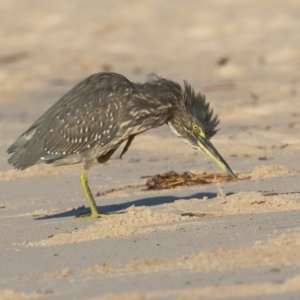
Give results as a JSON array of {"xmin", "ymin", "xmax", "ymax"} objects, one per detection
[{"xmin": 0, "ymin": 1, "xmax": 300, "ymax": 299}]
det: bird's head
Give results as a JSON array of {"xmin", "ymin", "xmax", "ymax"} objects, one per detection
[{"xmin": 168, "ymin": 81, "xmax": 236, "ymax": 179}]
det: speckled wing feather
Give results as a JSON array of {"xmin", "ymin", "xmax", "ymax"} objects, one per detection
[{"xmin": 7, "ymin": 73, "xmax": 134, "ymax": 169}]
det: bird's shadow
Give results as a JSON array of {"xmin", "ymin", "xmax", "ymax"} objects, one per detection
[{"xmin": 36, "ymin": 192, "xmax": 226, "ymax": 220}]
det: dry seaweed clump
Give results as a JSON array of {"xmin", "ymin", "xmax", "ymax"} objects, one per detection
[
  {"xmin": 143, "ymin": 171, "xmax": 234, "ymax": 190},
  {"xmin": 98, "ymin": 165, "xmax": 293, "ymax": 197},
  {"xmin": 98, "ymin": 171, "xmax": 235, "ymax": 196}
]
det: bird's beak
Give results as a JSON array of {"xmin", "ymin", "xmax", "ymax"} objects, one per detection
[{"xmin": 196, "ymin": 137, "xmax": 236, "ymax": 179}]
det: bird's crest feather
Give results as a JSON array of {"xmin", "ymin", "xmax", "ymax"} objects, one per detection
[{"xmin": 183, "ymin": 81, "xmax": 219, "ymax": 139}]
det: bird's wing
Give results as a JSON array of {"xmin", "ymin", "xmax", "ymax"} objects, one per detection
[
  {"xmin": 42, "ymin": 98, "xmax": 122, "ymax": 158},
  {"xmin": 11, "ymin": 73, "xmax": 134, "ymax": 168}
]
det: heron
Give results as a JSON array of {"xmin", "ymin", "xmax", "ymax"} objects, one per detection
[{"xmin": 7, "ymin": 72, "xmax": 235, "ymax": 219}]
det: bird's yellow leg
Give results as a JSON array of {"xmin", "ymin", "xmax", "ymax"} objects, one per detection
[
  {"xmin": 77, "ymin": 169, "xmax": 108, "ymax": 219},
  {"xmin": 120, "ymin": 135, "xmax": 135, "ymax": 158},
  {"xmin": 78, "ymin": 149, "xmax": 124, "ymax": 219}
]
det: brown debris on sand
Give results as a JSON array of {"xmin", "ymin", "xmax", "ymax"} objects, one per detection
[
  {"xmin": 98, "ymin": 171, "xmax": 237, "ymax": 196},
  {"xmin": 142, "ymin": 171, "xmax": 234, "ymax": 190},
  {"xmin": 98, "ymin": 165, "xmax": 293, "ymax": 197}
]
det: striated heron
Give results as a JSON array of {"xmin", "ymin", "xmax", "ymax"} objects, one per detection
[{"xmin": 7, "ymin": 72, "xmax": 235, "ymax": 218}]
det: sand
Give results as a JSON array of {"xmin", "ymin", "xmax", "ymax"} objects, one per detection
[
  {"xmin": 91, "ymin": 276, "xmax": 300, "ymax": 300},
  {"xmin": 1, "ymin": 0, "xmax": 300, "ymax": 299},
  {"xmin": 24, "ymin": 188, "xmax": 300, "ymax": 247}
]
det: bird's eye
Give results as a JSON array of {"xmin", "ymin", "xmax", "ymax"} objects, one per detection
[{"xmin": 192, "ymin": 123, "xmax": 199, "ymax": 132}]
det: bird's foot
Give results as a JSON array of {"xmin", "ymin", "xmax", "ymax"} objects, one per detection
[{"xmin": 75, "ymin": 211, "xmax": 124, "ymax": 219}]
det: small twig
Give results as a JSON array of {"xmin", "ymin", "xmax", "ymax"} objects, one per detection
[{"xmin": 96, "ymin": 183, "xmax": 145, "ymax": 197}]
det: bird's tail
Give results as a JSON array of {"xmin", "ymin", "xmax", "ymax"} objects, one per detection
[{"xmin": 7, "ymin": 126, "xmax": 41, "ymax": 170}]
